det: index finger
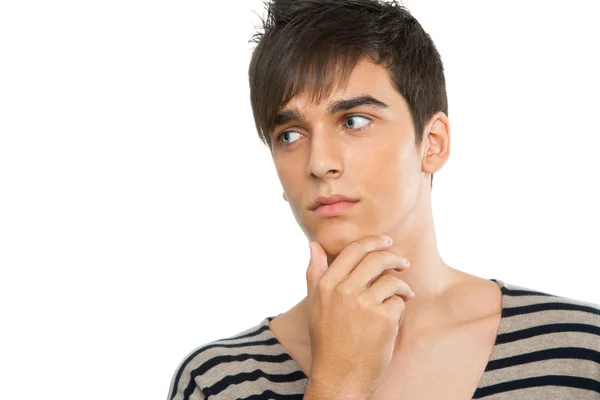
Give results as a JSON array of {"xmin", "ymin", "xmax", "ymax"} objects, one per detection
[{"xmin": 320, "ymin": 234, "xmax": 393, "ymax": 287}]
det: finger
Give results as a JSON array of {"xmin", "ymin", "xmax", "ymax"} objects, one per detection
[
  {"xmin": 306, "ymin": 241, "xmax": 328, "ymax": 305},
  {"xmin": 343, "ymin": 250, "xmax": 410, "ymax": 291},
  {"xmin": 381, "ymin": 295, "xmax": 407, "ymax": 325},
  {"xmin": 321, "ymin": 234, "xmax": 393, "ymax": 289},
  {"xmin": 361, "ymin": 274, "xmax": 414, "ymax": 305}
]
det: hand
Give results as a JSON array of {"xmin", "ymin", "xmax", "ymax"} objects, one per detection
[{"xmin": 305, "ymin": 234, "xmax": 414, "ymax": 400}]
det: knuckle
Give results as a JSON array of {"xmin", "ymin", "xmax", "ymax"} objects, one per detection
[
  {"xmin": 396, "ymin": 296, "xmax": 406, "ymax": 309},
  {"xmin": 395, "ymin": 298, "xmax": 406, "ymax": 313},
  {"xmin": 361, "ymin": 250, "xmax": 379, "ymax": 265},
  {"xmin": 356, "ymin": 294, "xmax": 371, "ymax": 308},
  {"xmin": 317, "ymin": 278, "xmax": 334, "ymax": 293},
  {"xmin": 336, "ymin": 282, "xmax": 355, "ymax": 297},
  {"xmin": 379, "ymin": 305, "xmax": 398, "ymax": 321},
  {"xmin": 305, "ymin": 268, "xmax": 313, "ymax": 280},
  {"xmin": 386, "ymin": 294, "xmax": 405, "ymax": 310}
]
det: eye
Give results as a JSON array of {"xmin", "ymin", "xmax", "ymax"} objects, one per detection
[
  {"xmin": 277, "ymin": 131, "xmax": 302, "ymax": 146},
  {"xmin": 275, "ymin": 115, "xmax": 372, "ymax": 147},
  {"xmin": 344, "ymin": 115, "xmax": 371, "ymax": 130}
]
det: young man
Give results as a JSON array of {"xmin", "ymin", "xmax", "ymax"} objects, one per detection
[{"xmin": 168, "ymin": 1, "xmax": 600, "ymax": 399}]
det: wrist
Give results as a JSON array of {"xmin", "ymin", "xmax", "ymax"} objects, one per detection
[{"xmin": 305, "ymin": 378, "xmax": 369, "ymax": 400}]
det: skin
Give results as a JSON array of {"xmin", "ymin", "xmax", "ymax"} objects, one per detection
[{"xmin": 268, "ymin": 56, "xmax": 502, "ymax": 378}]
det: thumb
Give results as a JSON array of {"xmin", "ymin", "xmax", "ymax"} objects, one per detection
[{"xmin": 306, "ymin": 241, "xmax": 328, "ymax": 304}]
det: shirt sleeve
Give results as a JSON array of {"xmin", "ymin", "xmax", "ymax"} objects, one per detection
[{"xmin": 166, "ymin": 358, "xmax": 206, "ymax": 400}]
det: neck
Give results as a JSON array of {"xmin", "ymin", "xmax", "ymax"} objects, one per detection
[{"xmin": 290, "ymin": 196, "xmax": 470, "ymax": 348}]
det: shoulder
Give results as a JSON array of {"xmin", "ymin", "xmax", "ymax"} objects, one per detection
[
  {"xmin": 495, "ymin": 281, "xmax": 600, "ymax": 379},
  {"xmin": 166, "ymin": 316, "xmax": 287, "ymax": 400},
  {"xmin": 499, "ymin": 280, "xmax": 600, "ymax": 338},
  {"xmin": 500, "ymin": 280, "xmax": 600, "ymax": 325},
  {"xmin": 475, "ymin": 280, "xmax": 600, "ymax": 397}
]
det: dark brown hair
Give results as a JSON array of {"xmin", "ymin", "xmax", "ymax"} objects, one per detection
[{"xmin": 248, "ymin": 0, "xmax": 448, "ymax": 188}]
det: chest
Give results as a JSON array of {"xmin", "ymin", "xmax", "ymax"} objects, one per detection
[{"xmin": 368, "ymin": 316, "xmax": 500, "ymax": 400}]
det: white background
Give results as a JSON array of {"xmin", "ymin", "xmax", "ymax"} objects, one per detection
[{"xmin": 1, "ymin": 0, "xmax": 599, "ymax": 399}]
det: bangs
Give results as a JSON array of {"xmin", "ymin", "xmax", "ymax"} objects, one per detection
[
  {"xmin": 251, "ymin": 38, "xmax": 386, "ymax": 149},
  {"xmin": 281, "ymin": 49, "xmax": 374, "ymax": 113}
]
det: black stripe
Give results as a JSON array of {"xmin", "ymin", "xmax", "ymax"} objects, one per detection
[
  {"xmin": 496, "ymin": 322, "xmax": 600, "ymax": 345},
  {"xmin": 473, "ymin": 375, "xmax": 600, "ymax": 398},
  {"xmin": 486, "ymin": 347, "xmax": 600, "ymax": 371},
  {"xmin": 205, "ymin": 370, "xmax": 307, "ymax": 398},
  {"xmin": 242, "ymin": 390, "xmax": 304, "ymax": 400},
  {"xmin": 503, "ymin": 301, "xmax": 600, "ymax": 318},
  {"xmin": 169, "ymin": 322, "xmax": 274, "ymax": 400},
  {"xmin": 193, "ymin": 352, "xmax": 301, "ymax": 379},
  {"xmin": 502, "ymin": 285, "xmax": 557, "ymax": 298},
  {"xmin": 183, "ymin": 353, "xmax": 307, "ymax": 399}
]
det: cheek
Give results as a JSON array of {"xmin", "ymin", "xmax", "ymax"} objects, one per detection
[
  {"xmin": 367, "ymin": 147, "xmax": 409, "ymax": 186},
  {"xmin": 276, "ymin": 164, "xmax": 301, "ymax": 195},
  {"xmin": 279, "ymin": 175, "xmax": 307, "ymax": 214},
  {"xmin": 366, "ymin": 149, "xmax": 420, "ymax": 209}
]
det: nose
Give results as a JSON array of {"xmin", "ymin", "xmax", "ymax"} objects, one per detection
[{"xmin": 306, "ymin": 128, "xmax": 343, "ymax": 179}]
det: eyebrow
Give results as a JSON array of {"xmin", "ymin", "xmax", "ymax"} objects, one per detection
[{"xmin": 273, "ymin": 94, "xmax": 390, "ymax": 132}]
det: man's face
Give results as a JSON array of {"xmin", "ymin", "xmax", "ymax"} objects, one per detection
[{"xmin": 270, "ymin": 57, "xmax": 446, "ymax": 260}]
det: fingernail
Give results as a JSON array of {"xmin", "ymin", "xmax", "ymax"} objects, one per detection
[{"xmin": 379, "ymin": 234, "xmax": 392, "ymax": 245}]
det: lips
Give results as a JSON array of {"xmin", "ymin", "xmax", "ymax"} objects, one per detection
[
  {"xmin": 309, "ymin": 194, "xmax": 359, "ymax": 211},
  {"xmin": 313, "ymin": 200, "xmax": 358, "ymax": 217}
]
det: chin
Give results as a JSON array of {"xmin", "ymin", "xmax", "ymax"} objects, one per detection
[{"xmin": 306, "ymin": 223, "xmax": 369, "ymax": 256}]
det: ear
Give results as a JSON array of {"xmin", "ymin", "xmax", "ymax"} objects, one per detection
[
  {"xmin": 283, "ymin": 193, "xmax": 288, "ymax": 202},
  {"xmin": 421, "ymin": 111, "xmax": 450, "ymax": 176}
]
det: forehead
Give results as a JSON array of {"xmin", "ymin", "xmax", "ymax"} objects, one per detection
[{"xmin": 281, "ymin": 58, "xmax": 400, "ymax": 112}]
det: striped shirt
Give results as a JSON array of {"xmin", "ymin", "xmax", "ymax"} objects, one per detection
[{"xmin": 168, "ymin": 279, "xmax": 600, "ymax": 399}]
